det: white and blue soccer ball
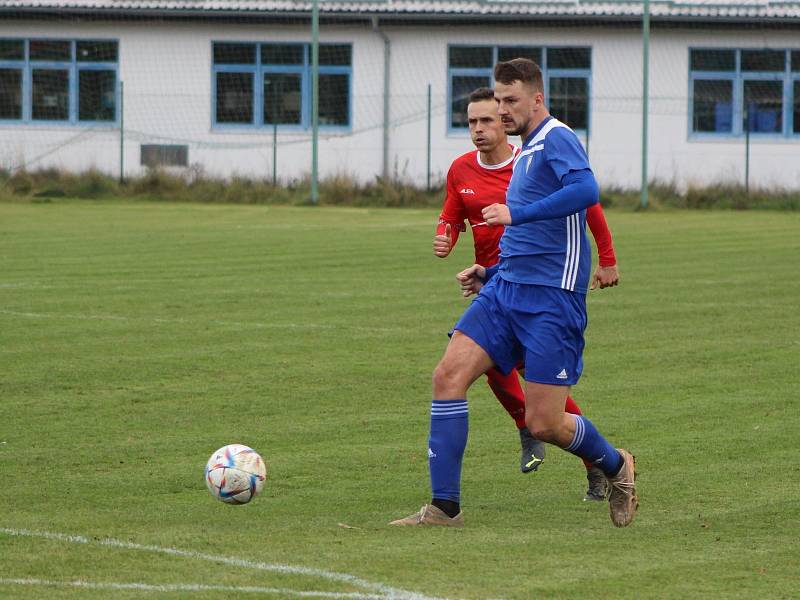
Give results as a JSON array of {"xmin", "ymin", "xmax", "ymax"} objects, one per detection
[{"xmin": 205, "ymin": 444, "xmax": 267, "ymax": 505}]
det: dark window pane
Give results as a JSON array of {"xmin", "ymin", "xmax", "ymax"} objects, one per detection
[
  {"xmin": 549, "ymin": 77, "xmax": 588, "ymax": 130},
  {"xmin": 319, "ymin": 44, "xmax": 351, "ymax": 66},
  {"xmin": 0, "ymin": 40, "xmax": 24, "ymax": 60},
  {"xmin": 30, "ymin": 40, "xmax": 70, "ymax": 61},
  {"xmin": 76, "ymin": 41, "xmax": 118, "ymax": 63},
  {"xmin": 691, "ymin": 49, "xmax": 735, "ymax": 72},
  {"xmin": 792, "ymin": 51, "xmax": 800, "ymax": 72},
  {"xmin": 261, "ymin": 44, "xmax": 303, "ymax": 65},
  {"xmin": 451, "ymin": 74, "xmax": 491, "ymax": 128},
  {"xmin": 319, "ymin": 73, "xmax": 349, "ymax": 126},
  {"xmin": 692, "ymin": 79, "xmax": 733, "ymax": 133},
  {"xmin": 264, "ymin": 72, "xmax": 302, "ymax": 125},
  {"xmin": 547, "ymin": 47, "xmax": 591, "ymax": 69},
  {"xmin": 79, "ymin": 70, "xmax": 116, "ymax": 121},
  {"xmin": 141, "ymin": 144, "xmax": 188, "ymax": 167},
  {"xmin": 743, "ymin": 80, "xmax": 783, "ymax": 133},
  {"xmin": 32, "ymin": 69, "xmax": 69, "ymax": 120},
  {"xmin": 0, "ymin": 69, "xmax": 22, "ymax": 119},
  {"xmin": 794, "ymin": 81, "xmax": 800, "ymax": 133},
  {"xmin": 213, "ymin": 43, "xmax": 256, "ymax": 65},
  {"xmin": 449, "ymin": 46, "xmax": 492, "ymax": 69},
  {"xmin": 215, "ymin": 71, "xmax": 253, "ymax": 123},
  {"xmin": 498, "ymin": 46, "xmax": 542, "ymax": 65},
  {"xmin": 741, "ymin": 49, "xmax": 785, "ymax": 72}
]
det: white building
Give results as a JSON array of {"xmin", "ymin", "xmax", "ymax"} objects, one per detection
[{"xmin": 0, "ymin": 0, "xmax": 798, "ymax": 189}]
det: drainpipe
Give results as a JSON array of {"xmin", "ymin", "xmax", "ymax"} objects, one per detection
[{"xmin": 372, "ymin": 17, "xmax": 390, "ymax": 181}]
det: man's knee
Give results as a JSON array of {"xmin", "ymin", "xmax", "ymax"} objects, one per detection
[
  {"xmin": 524, "ymin": 388, "xmax": 570, "ymax": 442},
  {"xmin": 525, "ymin": 413, "xmax": 559, "ymax": 443},
  {"xmin": 432, "ymin": 359, "xmax": 465, "ymax": 394}
]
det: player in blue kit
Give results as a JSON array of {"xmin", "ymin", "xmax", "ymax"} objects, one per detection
[{"xmin": 391, "ymin": 58, "xmax": 638, "ymax": 528}]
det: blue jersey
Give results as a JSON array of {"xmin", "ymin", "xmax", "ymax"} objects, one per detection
[{"xmin": 499, "ymin": 117, "xmax": 594, "ymax": 294}]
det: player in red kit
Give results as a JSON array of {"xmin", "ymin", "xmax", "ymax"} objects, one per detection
[{"xmin": 433, "ymin": 87, "xmax": 619, "ymax": 501}]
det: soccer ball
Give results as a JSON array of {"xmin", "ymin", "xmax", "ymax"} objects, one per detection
[{"xmin": 205, "ymin": 444, "xmax": 267, "ymax": 505}]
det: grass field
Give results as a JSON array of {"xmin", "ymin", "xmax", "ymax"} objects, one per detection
[{"xmin": 1, "ymin": 200, "xmax": 798, "ymax": 599}]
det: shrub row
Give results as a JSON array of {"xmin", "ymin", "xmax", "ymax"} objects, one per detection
[{"xmin": 1, "ymin": 168, "xmax": 798, "ymax": 210}]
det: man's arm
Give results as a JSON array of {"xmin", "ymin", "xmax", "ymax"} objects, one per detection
[
  {"xmin": 586, "ymin": 203, "xmax": 616, "ymax": 267},
  {"xmin": 481, "ymin": 170, "xmax": 599, "ymax": 226},
  {"xmin": 482, "ymin": 129, "xmax": 599, "ymax": 226},
  {"xmin": 434, "ymin": 168, "xmax": 467, "ymax": 258},
  {"xmin": 586, "ymin": 203, "xmax": 620, "ymax": 289},
  {"xmin": 456, "ymin": 264, "xmax": 487, "ymax": 297}
]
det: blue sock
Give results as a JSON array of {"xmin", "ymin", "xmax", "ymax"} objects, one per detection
[
  {"xmin": 428, "ymin": 400, "xmax": 468, "ymax": 503},
  {"xmin": 565, "ymin": 415, "xmax": 622, "ymax": 477}
]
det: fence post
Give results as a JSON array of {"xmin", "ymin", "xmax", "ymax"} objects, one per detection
[
  {"xmin": 640, "ymin": 0, "xmax": 650, "ymax": 209},
  {"xmin": 119, "ymin": 80, "xmax": 124, "ymax": 185},
  {"xmin": 426, "ymin": 84, "xmax": 432, "ymax": 191},
  {"xmin": 310, "ymin": 0, "xmax": 319, "ymax": 204},
  {"xmin": 272, "ymin": 88, "xmax": 278, "ymax": 186},
  {"xmin": 744, "ymin": 108, "xmax": 751, "ymax": 193}
]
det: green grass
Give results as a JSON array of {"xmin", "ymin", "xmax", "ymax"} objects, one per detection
[{"xmin": 1, "ymin": 201, "xmax": 798, "ymax": 599}]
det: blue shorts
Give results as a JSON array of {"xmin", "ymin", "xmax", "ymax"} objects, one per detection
[{"xmin": 453, "ymin": 276, "xmax": 587, "ymax": 386}]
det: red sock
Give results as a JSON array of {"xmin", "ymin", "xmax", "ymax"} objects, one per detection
[
  {"xmin": 564, "ymin": 395, "xmax": 582, "ymax": 416},
  {"xmin": 565, "ymin": 396, "xmax": 593, "ymax": 470},
  {"xmin": 486, "ymin": 368, "xmax": 526, "ymax": 429}
]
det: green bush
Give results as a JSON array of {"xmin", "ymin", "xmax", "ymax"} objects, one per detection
[
  {"xmin": 1, "ymin": 168, "xmax": 798, "ymax": 210},
  {"xmin": 7, "ymin": 170, "xmax": 34, "ymax": 195}
]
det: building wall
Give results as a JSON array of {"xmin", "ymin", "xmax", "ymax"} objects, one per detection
[
  {"xmin": 0, "ymin": 19, "xmax": 387, "ymax": 182},
  {"xmin": 384, "ymin": 23, "xmax": 800, "ymax": 190},
  {"xmin": 0, "ymin": 18, "xmax": 798, "ymax": 190}
]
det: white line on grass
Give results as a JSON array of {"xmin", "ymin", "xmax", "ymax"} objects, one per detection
[
  {"xmin": 0, "ymin": 309, "xmax": 407, "ymax": 334},
  {"xmin": 0, "ymin": 578, "xmax": 387, "ymax": 598},
  {"xmin": 0, "ymin": 528, "xmax": 448, "ymax": 600}
]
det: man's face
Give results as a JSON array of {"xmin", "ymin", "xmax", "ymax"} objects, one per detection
[
  {"xmin": 467, "ymin": 99, "xmax": 507, "ymax": 153},
  {"xmin": 494, "ymin": 80, "xmax": 543, "ymax": 137}
]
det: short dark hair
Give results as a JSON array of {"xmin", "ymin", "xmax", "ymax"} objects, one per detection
[
  {"xmin": 493, "ymin": 58, "xmax": 544, "ymax": 93},
  {"xmin": 467, "ymin": 87, "xmax": 495, "ymax": 104}
]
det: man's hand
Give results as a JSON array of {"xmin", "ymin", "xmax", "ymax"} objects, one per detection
[
  {"xmin": 481, "ymin": 203, "xmax": 512, "ymax": 226},
  {"xmin": 433, "ymin": 223, "xmax": 453, "ymax": 258},
  {"xmin": 456, "ymin": 264, "xmax": 486, "ymax": 297},
  {"xmin": 590, "ymin": 264, "xmax": 620, "ymax": 290}
]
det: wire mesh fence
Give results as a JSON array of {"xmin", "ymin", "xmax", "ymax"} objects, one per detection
[{"xmin": 0, "ymin": 1, "xmax": 798, "ymax": 193}]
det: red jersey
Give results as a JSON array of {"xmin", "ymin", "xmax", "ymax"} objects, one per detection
[{"xmin": 437, "ymin": 146, "xmax": 615, "ymax": 268}]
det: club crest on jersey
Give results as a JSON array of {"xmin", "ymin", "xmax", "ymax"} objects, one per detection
[{"xmin": 460, "ymin": 188, "xmax": 476, "ymax": 195}]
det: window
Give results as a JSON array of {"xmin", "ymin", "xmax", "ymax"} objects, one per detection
[
  {"xmin": 549, "ymin": 77, "xmax": 589, "ymax": 131},
  {"xmin": 690, "ymin": 48, "xmax": 800, "ymax": 137},
  {"xmin": 212, "ymin": 41, "xmax": 352, "ymax": 129},
  {"xmin": 216, "ymin": 72, "xmax": 254, "ymax": 124},
  {"xmin": 450, "ymin": 76, "xmax": 491, "ymax": 129},
  {"xmin": 691, "ymin": 49, "xmax": 735, "ymax": 72},
  {"xmin": 0, "ymin": 69, "xmax": 22, "ymax": 119},
  {"xmin": 264, "ymin": 73, "xmax": 301, "ymax": 125},
  {"xmin": 0, "ymin": 38, "xmax": 118, "ymax": 124},
  {"xmin": 78, "ymin": 70, "xmax": 116, "ymax": 121},
  {"xmin": 692, "ymin": 80, "xmax": 733, "ymax": 133},
  {"xmin": 32, "ymin": 69, "xmax": 69, "ymax": 120},
  {"xmin": 0, "ymin": 39, "xmax": 24, "ymax": 60},
  {"xmin": 743, "ymin": 80, "xmax": 782, "ymax": 133},
  {"xmin": 30, "ymin": 40, "xmax": 70, "ymax": 61},
  {"xmin": 447, "ymin": 45, "xmax": 591, "ymax": 132},
  {"xmin": 741, "ymin": 50, "xmax": 784, "ymax": 72},
  {"xmin": 794, "ymin": 81, "xmax": 800, "ymax": 134}
]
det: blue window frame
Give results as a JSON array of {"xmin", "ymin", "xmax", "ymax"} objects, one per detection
[
  {"xmin": 447, "ymin": 45, "xmax": 591, "ymax": 134},
  {"xmin": 212, "ymin": 42, "xmax": 352, "ymax": 130},
  {"xmin": 793, "ymin": 51, "xmax": 800, "ymax": 135},
  {"xmin": 0, "ymin": 38, "xmax": 118, "ymax": 125},
  {"xmin": 689, "ymin": 48, "xmax": 800, "ymax": 137}
]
